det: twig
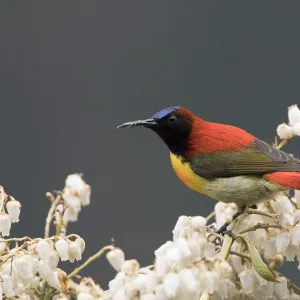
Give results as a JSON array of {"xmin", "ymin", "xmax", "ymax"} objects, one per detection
[
  {"xmin": 276, "ymin": 138, "xmax": 290, "ymax": 150},
  {"xmin": 248, "ymin": 210, "xmax": 278, "ymax": 220},
  {"xmin": 206, "ymin": 211, "xmax": 216, "ymax": 222},
  {"xmin": 67, "ymin": 245, "xmax": 114, "ymax": 279},
  {"xmin": 44, "ymin": 194, "xmax": 61, "ymax": 239},
  {"xmin": 237, "ymin": 223, "xmax": 282, "ymax": 235},
  {"xmin": 230, "ymin": 251, "xmax": 251, "ymax": 261}
]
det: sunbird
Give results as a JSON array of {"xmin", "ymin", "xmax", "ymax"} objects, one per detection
[{"xmin": 117, "ymin": 106, "xmax": 300, "ymax": 206}]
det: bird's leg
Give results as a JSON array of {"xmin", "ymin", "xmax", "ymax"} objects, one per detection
[{"xmin": 216, "ymin": 205, "xmax": 246, "ymax": 235}]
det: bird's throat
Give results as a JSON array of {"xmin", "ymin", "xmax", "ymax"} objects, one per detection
[{"xmin": 170, "ymin": 152, "xmax": 206, "ymax": 194}]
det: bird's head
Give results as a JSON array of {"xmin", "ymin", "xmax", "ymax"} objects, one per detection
[{"xmin": 117, "ymin": 106, "xmax": 197, "ymax": 155}]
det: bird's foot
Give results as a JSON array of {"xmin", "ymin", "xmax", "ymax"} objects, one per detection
[{"xmin": 216, "ymin": 208, "xmax": 246, "ymax": 235}]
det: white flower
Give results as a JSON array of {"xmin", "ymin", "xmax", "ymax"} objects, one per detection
[
  {"xmin": 66, "ymin": 174, "xmax": 86, "ymax": 194},
  {"xmin": 293, "ymin": 123, "xmax": 300, "ymax": 136},
  {"xmin": 0, "ymin": 212, "xmax": 11, "ymax": 236},
  {"xmin": 191, "ymin": 216, "xmax": 207, "ymax": 231},
  {"xmin": 63, "ymin": 206, "xmax": 80, "ymax": 222},
  {"xmin": 288, "ymin": 104, "xmax": 300, "ymax": 126},
  {"xmin": 106, "ymin": 248, "xmax": 125, "ymax": 271},
  {"xmin": 68, "ymin": 241, "xmax": 82, "ymax": 262},
  {"xmin": 121, "ymin": 259, "xmax": 140, "ymax": 276},
  {"xmin": 274, "ymin": 277, "xmax": 289, "ymax": 299},
  {"xmin": 178, "ymin": 268, "xmax": 197, "ymax": 294},
  {"xmin": 155, "ymin": 284, "xmax": 167, "ymax": 300},
  {"xmin": 238, "ymin": 270, "xmax": 254, "ymax": 294},
  {"xmin": 0, "ymin": 240, "xmax": 6, "ymax": 251},
  {"xmin": 163, "ymin": 272, "xmax": 180, "ymax": 298},
  {"xmin": 175, "ymin": 238, "xmax": 192, "ymax": 259},
  {"xmin": 263, "ymin": 238, "xmax": 277, "ymax": 259},
  {"xmin": 77, "ymin": 293, "xmax": 94, "ymax": 300},
  {"xmin": 199, "ymin": 271, "xmax": 217, "ymax": 294},
  {"xmin": 280, "ymin": 213, "xmax": 294, "ymax": 228},
  {"xmin": 173, "ymin": 216, "xmax": 190, "ymax": 241},
  {"xmin": 2, "ymin": 274, "xmax": 15, "ymax": 297},
  {"xmin": 6, "ymin": 198, "xmax": 21, "ymax": 223},
  {"xmin": 140, "ymin": 293, "xmax": 156, "ymax": 300},
  {"xmin": 36, "ymin": 240, "xmax": 52, "ymax": 261},
  {"xmin": 55, "ymin": 239, "xmax": 69, "ymax": 261},
  {"xmin": 275, "ymin": 194, "xmax": 294, "ymax": 213},
  {"xmin": 14, "ymin": 254, "xmax": 38, "ymax": 280},
  {"xmin": 166, "ymin": 246, "xmax": 182, "ymax": 269},
  {"xmin": 155, "ymin": 241, "xmax": 174, "ymax": 257},
  {"xmin": 65, "ymin": 174, "xmax": 91, "ymax": 206},
  {"xmin": 277, "ymin": 123, "xmax": 294, "ymax": 139},
  {"xmin": 155, "ymin": 255, "xmax": 169, "ymax": 278},
  {"xmin": 291, "ymin": 224, "xmax": 300, "ymax": 246},
  {"xmin": 63, "ymin": 188, "xmax": 81, "ymax": 211},
  {"xmin": 276, "ymin": 232, "xmax": 291, "ymax": 253},
  {"xmin": 48, "ymin": 250, "xmax": 60, "ymax": 270}
]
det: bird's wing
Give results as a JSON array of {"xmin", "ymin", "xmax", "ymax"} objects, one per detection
[{"xmin": 189, "ymin": 139, "xmax": 300, "ymax": 179}]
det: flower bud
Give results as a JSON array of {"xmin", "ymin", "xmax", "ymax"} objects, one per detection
[
  {"xmin": 106, "ymin": 248, "xmax": 125, "ymax": 271},
  {"xmin": 288, "ymin": 104, "xmax": 300, "ymax": 126},
  {"xmin": 191, "ymin": 216, "xmax": 207, "ymax": 231},
  {"xmin": 277, "ymin": 123, "xmax": 294, "ymax": 139},
  {"xmin": 0, "ymin": 213, "xmax": 11, "ymax": 236},
  {"xmin": 274, "ymin": 277, "xmax": 288, "ymax": 299},
  {"xmin": 121, "ymin": 259, "xmax": 140, "ymax": 276},
  {"xmin": 276, "ymin": 232, "xmax": 291, "ymax": 253},
  {"xmin": 6, "ymin": 198, "xmax": 21, "ymax": 223},
  {"xmin": 238, "ymin": 270, "xmax": 254, "ymax": 294},
  {"xmin": 292, "ymin": 224, "xmax": 300, "ymax": 246},
  {"xmin": 36, "ymin": 240, "xmax": 52, "ymax": 261},
  {"xmin": 163, "ymin": 272, "xmax": 180, "ymax": 298},
  {"xmin": 55, "ymin": 239, "xmax": 69, "ymax": 261}
]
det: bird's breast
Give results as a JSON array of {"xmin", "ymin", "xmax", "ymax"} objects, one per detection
[{"xmin": 170, "ymin": 152, "xmax": 207, "ymax": 194}]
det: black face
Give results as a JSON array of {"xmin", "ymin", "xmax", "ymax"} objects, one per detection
[
  {"xmin": 151, "ymin": 112, "xmax": 193, "ymax": 155},
  {"xmin": 117, "ymin": 109, "xmax": 193, "ymax": 155}
]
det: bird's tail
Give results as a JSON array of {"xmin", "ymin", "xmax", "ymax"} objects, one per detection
[{"xmin": 265, "ymin": 172, "xmax": 300, "ymax": 190}]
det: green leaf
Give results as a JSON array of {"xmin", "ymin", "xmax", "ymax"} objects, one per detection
[{"xmin": 246, "ymin": 238, "xmax": 278, "ymax": 282}]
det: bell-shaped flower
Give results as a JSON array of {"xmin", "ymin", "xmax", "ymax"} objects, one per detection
[
  {"xmin": 0, "ymin": 213, "xmax": 11, "ymax": 236},
  {"xmin": 68, "ymin": 241, "xmax": 82, "ymax": 262},
  {"xmin": 55, "ymin": 239, "xmax": 69, "ymax": 261},
  {"xmin": 163, "ymin": 272, "xmax": 180, "ymax": 298},
  {"xmin": 6, "ymin": 198, "xmax": 21, "ymax": 223},
  {"xmin": 106, "ymin": 248, "xmax": 125, "ymax": 271},
  {"xmin": 238, "ymin": 270, "xmax": 255, "ymax": 294},
  {"xmin": 288, "ymin": 104, "xmax": 300, "ymax": 126},
  {"xmin": 36, "ymin": 240, "xmax": 52, "ymax": 261},
  {"xmin": 277, "ymin": 123, "xmax": 294, "ymax": 139}
]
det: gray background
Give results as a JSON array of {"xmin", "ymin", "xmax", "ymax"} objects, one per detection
[{"xmin": 1, "ymin": 1, "xmax": 300, "ymax": 287}]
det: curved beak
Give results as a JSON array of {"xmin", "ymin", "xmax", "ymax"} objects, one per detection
[{"xmin": 117, "ymin": 118, "xmax": 157, "ymax": 129}]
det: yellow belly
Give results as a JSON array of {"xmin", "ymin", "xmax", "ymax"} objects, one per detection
[{"xmin": 170, "ymin": 152, "xmax": 207, "ymax": 194}]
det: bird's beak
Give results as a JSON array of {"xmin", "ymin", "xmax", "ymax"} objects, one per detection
[{"xmin": 117, "ymin": 118, "xmax": 157, "ymax": 129}]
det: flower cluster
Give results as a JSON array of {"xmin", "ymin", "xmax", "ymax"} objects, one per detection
[
  {"xmin": 277, "ymin": 104, "xmax": 300, "ymax": 139},
  {"xmin": 0, "ymin": 186, "xmax": 21, "ymax": 236},
  {"xmin": 105, "ymin": 207, "xmax": 300, "ymax": 299}
]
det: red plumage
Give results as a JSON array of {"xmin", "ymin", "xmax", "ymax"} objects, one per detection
[
  {"xmin": 265, "ymin": 172, "xmax": 300, "ymax": 190},
  {"xmin": 176, "ymin": 108, "xmax": 255, "ymax": 157}
]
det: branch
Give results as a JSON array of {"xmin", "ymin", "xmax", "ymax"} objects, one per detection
[
  {"xmin": 237, "ymin": 223, "xmax": 282, "ymax": 235},
  {"xmin": 44, "ymin": 194, "xmax": 61, "ymax": 239},
  {"xmin": 67, "ymin": 245, "xmax": 114, "ymax": 279}
]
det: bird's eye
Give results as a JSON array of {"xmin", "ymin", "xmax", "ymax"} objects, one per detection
[{"xmin": 168, "ymin": 115, "xmax": 177, "ymax": 123}]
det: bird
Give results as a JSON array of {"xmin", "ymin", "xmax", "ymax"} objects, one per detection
[{"xmin": 117, "ymin": 106, "xmax": 300, "ymax": 207}]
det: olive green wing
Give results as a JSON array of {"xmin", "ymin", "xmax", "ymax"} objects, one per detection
[{"xmin": 189, "ymin": 139, "xmax": 300, "ymax": 179}]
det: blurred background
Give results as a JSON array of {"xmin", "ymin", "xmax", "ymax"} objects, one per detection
[{"xmin": 1, "ymin": 1, "xmax": 300, "ymax": 287}]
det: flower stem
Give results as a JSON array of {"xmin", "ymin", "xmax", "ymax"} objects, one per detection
[
  {"xmin": 206, "ymin": 211, "xmax": 216, "ymax": 222},
  {"xmin": 67, "ymin": 245, "xmax": 114, "ymax": 279},
  {"xmin": 44, "ymin": 194, "xmax": 61, "ymax": 239},
  {"xmin": 237, "ymin": 223, "xmax": 282, "ymax": 235}
]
